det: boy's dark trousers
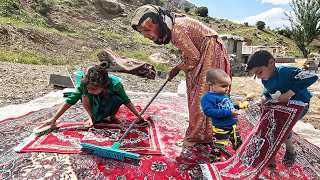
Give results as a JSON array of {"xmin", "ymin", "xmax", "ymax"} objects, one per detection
[{"xmin": 210, "ymin": 125, "xmax": 243, "ymax": 162}]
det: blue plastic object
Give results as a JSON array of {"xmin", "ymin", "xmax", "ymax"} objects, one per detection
[
  {"xmin": 73, "ymin": 71, "xmax": 84, "ymax": 87},
  {"xmin": 81, "ymin": 142, "xmax": 140, "ymax": 160}
]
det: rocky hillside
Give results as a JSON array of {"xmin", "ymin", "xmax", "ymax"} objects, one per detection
[{"xmin": 0, "ymin": 0, "xmax": 313, "ymax": 71}]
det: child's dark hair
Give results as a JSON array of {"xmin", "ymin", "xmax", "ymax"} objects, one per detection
[
  {"xmin": 206, "ymin": 68, "xmax": 229, "ymax": 84},
  {"xmin": 81, "ymin": 62, "xmax": 110, "ymax": 93},
  {"xmin": 246, "ymin": 50, "xmax": 275, "ymax": 71}
]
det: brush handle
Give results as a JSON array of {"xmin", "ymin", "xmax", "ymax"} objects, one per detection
[{"xmin": 118, "ymin": 79, "xmax": 170, "ymax": 143}]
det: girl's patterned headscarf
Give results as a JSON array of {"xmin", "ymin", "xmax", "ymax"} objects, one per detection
[{"xmin": 131, "ymin": 5, "xmax": 175, "ymax": 45}]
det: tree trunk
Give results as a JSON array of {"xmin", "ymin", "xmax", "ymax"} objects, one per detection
[{"xmin": 302, "ymin": 48, "xmax": 309, "ymax": 58}]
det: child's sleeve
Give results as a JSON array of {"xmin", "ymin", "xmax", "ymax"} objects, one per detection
[
  {"xmin": 200, "ymin": 95, "xmax": 232, "ymax": 118},
  {"xmin": 114, "ymin": 83, "xmax": 131, "ymax": 104},
  {"xmin": 65, "ymin": 87, "xmax": 83, "ymax": 105},
  {"xmin": 262, "ymin": 87, "xmax": 275, "ymax": 99},
  {"xmin": 289, "ymin": 68, "xmax": 318, "ymax": 94}
]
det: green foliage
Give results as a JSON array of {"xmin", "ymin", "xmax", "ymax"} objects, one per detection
[
  {"xmin": 15, "ymin": 12, "xmax": 50, "ymax": 27},
  {"xmin": 256, "ymin": 21, "xmax": 266, "ymax": 30},
  {"xmin": 28, "ymin": 0, "xmax": 55, "ymax": 16},
  {"xmin": 285, "ymin": 0, "xmax": 320, "ymax": 58},
  {"xmin": 143, "ymin": 0, "xmax": 164, "ymax": 6},
  {"xmin": 116, "ymin": 50, "xmax": 171, "ymax": 72},
  {"xmin": 184, "ymin": 6, "xmax": 190, "ymax": 13},
  {"xmin": 0, "ymin": 48, "xmax": 63, "ymax": 65},
  {"xmin": 0, "ymin": 0, "xmax": 21, "ymax": 17},
  {"xmin": 117, "ymin": 50, "xmax": 151, "ymax": 62},
  {"xmin": 195, "ymin": 6, "xmax": 208, "ymax": 17},
  {"xmin": 54, "ymin": 22, "xmax": 75, "ymax": 33},
  {"xmin": 244, "ymin": 22, "xmax": 249, "ymax": 26},
  {"xmin": 276, "ymin": 28, "xmax": 292, "ymax": 38}
]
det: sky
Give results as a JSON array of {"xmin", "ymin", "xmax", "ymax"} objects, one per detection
[{"xmin": 187, "ymin": 0, "xmax": 292, "ymax": 29}]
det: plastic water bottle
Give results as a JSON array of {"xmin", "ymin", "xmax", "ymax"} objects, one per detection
[{"xmin": 177, "ymin": 80, "xmax": 187, "ymax": 97}]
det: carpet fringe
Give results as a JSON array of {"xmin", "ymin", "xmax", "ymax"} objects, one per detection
[{"xmin": 14, "ymin": 134, "xmax": 36, "ymax": 152}]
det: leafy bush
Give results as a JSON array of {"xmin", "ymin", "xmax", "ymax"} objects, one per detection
[
  {"xmin": 28, "ymin": 0, "xmax": 55, "ymax": 16},
  {"xmin": 184, "ymin": 7, "xmax": 190, "ymax": 13},
  {"xmin": 0, "ymin": 0, "xmax": 21, "ymax": 17},
  {"xmin": 195, "ymin": 6, "xmax": 208, "ymax": 17},
  {"xmin": 256, "ymin": 21, "xmax": 266, "ymax": 30},
  {"xmin": 143, "ymin": 0, "xmax": 164, "ymax": 6},
  {"xmin": 244, "ymin": 22, "xmax": 249, "ymax": 26},
  {"xmin": 276, "ymin": 28, "xmax": 292, "ymax": 38}
]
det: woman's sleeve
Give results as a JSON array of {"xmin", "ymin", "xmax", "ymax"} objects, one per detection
[
  {"xmin": 171, "ymin": 24, "xmax": 200, "ymax": 72},
  {"xmin": 114, "ymin": 83, "xmax": 131, "ymax": 104}
]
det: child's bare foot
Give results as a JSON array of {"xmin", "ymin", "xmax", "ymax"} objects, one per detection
[
  {"xmin": 85, "ymin": 118, "xmax": 93, "ymax": 127},
  {"xmin": 110, "ymin": 116, "xmax": 122, "ymax": 124},
  {"xmin": 268, "ymin": 157, "xmax": 277, "ymax": 168}
]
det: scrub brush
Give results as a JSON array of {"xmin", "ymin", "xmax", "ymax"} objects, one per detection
[{"xmin": 33, "ymin": 124, "xmax": 57, "ymax": 136}]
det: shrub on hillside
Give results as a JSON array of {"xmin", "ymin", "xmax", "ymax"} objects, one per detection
[
  {"xmin": 0, "ymin": 0, "xmax": 21, "ymax": 17},
  {"xmin": 184, "ymin": 6, "xmax": 190, "ymax": 13},
  {"xmin": 143, "ymin": 0, "xmax": 164, "ymax": 6},
  {"xmin": 256, "ymin": 21, "xmax": 266, "ymax": 30},
  {"xmin": 195, "ymin": 6, "xmax": 208, "ymax": 17},
  {"xmin": 276, "ymin": 28, "xmax": 292, "ymax": 38}
]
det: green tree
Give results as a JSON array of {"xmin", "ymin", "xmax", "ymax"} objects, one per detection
[
  {"xmin": 256, "ymin": 21, "xmax": 266, "ymax": 30},
  {"xmin": 276, "ymin": 28, "xmax": 292, "ymax": 38},
  {"xmin": 244, "ymin": 22, "xmax": 249, "ymax": 26},
  {"xmin": 285, "ymin": 0, "xmax": 320, "ymax": 58},
  {"xmin": 184, "ymin": 6, "xmax": 190, "ymax": 13},
  {"xmin": 195, "ymin": 6, "xmax": 208, "ymax": 17}
]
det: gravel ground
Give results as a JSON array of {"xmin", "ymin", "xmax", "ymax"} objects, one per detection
[
  {"xmin": 0, "ymin": 61, "xmax": 184, "ymax": 107},
  {"xmin": 1, "ymin": 61, "xmax": 319, "ymax": 129}
]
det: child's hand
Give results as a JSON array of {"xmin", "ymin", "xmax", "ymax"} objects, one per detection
[
  {"xmin": 37, "ymin": 118, "xmax": 56, "ymax": 129},
  {"xmin": 231, "ymin": 110, "xmax": 239, "ymax": 117},
  {"xmin": 137, "ymin": 116, "xmax": 147, "ymax": 123},
  {"xmin": 278, "ymin": 90, "xmax": 295, "ymax": 102},
  {"xmin": 261, "ymin": 96, "xmax": 269, "ymax": 105}
]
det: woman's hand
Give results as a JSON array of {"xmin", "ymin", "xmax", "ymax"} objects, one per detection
[{"xmin": 168, "ymin": 66, "xmax": 181, "ymax": 81}]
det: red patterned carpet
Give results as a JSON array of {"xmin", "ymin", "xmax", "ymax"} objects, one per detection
[
  {"xmin": 1, "ymin": 93, "xmax": 319, "ymax": 179},
  {"xmin": 16, "ymin": 106, "xmax": 161, "ymax": 155}
]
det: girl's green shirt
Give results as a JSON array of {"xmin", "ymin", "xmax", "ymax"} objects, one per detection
[{"xmin": 65, "ymin": 75, "xmax": 131, "ymax": 105}]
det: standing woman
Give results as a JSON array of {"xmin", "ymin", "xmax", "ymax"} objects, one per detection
[{"xmin": 131, "ymin": 5, "xmax": 231, "ymax": 147}]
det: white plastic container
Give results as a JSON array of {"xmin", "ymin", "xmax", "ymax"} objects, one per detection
[{"xmin": 177, "ymin": 80, "xmax": 187, "ymax": 97}]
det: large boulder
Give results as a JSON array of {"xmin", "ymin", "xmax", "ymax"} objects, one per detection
[{"xmin": 93, "ymin": 0, "xmax": 125, "ymax": 14}]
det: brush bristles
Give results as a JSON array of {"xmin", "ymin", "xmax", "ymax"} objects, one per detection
[
  {"xmin": 94, "ymin": 150, "xmax": 125, "ymax": 160},
  {"xmin": 34, "ymin": 128, "xmax": 53, "ymax": 136},
  {"xmin": 33, "ymin": 125, "xmax": 56, "ymax": 136},
  {"xmin": 81, "ymin": 143, "xmax": 140, "ymax": 160}
]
